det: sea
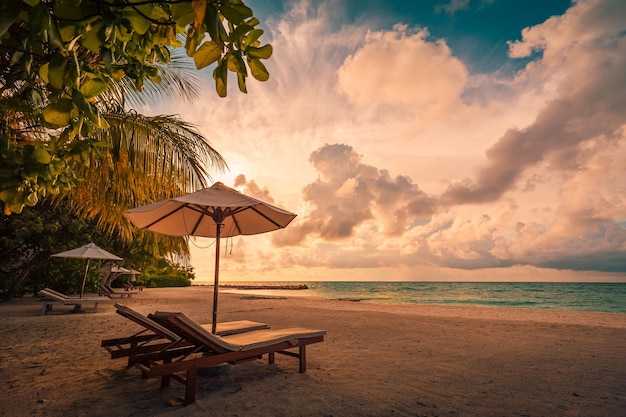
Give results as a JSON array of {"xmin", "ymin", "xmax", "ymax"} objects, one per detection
[{"xmin": 203, "ymin": 281, "xmax": 626, "ymax": 314}]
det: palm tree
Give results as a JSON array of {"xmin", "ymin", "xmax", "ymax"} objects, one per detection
[
  {"xmin": 1, "ymin": 43, "xmax": 226, "ymax": 260},
  {"xmin": 59, "ymin": 52, "xmax": 227, "ymax": 259}
]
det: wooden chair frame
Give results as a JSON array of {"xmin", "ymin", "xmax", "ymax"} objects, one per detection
[{"xmin": 132, "ymin": 312, "xmax": 326, "ymax": 405}]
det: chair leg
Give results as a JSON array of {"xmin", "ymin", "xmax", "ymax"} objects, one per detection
[
  {"xmin": 268, "ymin": 352, "xmax": 275, "ymax": 365},
  {"xmin": 41, "ymin": 303, "xmax": 52, "ymax": 315},
  {"xmin": 160, "ymin": 358, "xmax": 172, "ymax": 388},
  {"xmin": 184, "ymin": 368, "xmax": 197, "ymax": 406},
  {"xmin": 299, "ymin": 346, "xmax": 307, "ymax": 373}
]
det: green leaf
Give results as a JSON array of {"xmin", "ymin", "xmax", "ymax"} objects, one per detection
[
  {"xmin": 243, "ymin": 28, "xmax": 263, "ymax": 48},
  {"xmin": 42, "ymin": 99, "xmax": 74, "ymax": 126},
  {"xmin": 213, "ymin": 59, "xmax": 228, "ymax": 97},
  {"xmin": 48, "ymin": 54, "xmax": 67, "ymax": 89},
  {"xmin": 246, "ymin": 17, "xmax": 260, "ymax": 27},
  {"xmin": 230, "ymin": 23, "xmax": 253, "ymax": 43},
  {"xmin": 58, "ymin": 24, "xmax": 77, "ymax": 42},
  {"xmin": 10, "ymin": 50, "xmax": 24, "ymax": 67},
  {"xmin": 171, "ymin": 2, "xmax": 195, "ymax": 27},
  {"xmin": 53, "ymin": 0, "xmax": 91, "ymax": 21},
  {"xmin": 227, "ymin": 51, "xmax": 247, "ymax": 75},
  {"xmin": 79, "ymin": 78, "xmax": 108, "ymax": 98},
  {"xmin": 22, "ymin": 0, "xmax": 40, "ymax": 6},
  {"xmin": 126, "ymin": 9, "xmax": 150, "ymax": 35},
  {"xmin": 47, "ymin": 20, "xmax": 65, "ymax": 50},
  {"xmin": 81, "ymin": 21, "xmax": 104, "ymax": 53},
  {"xmin": 237, "ymin": 72, "xmax": 247, "ymax": 93},
  {"xmin": 39, "ymin": 63, "xmax": 50, "ymax": 83},
  {"xmin": 185, "ymin": 27, "xmax": 199, "ymax": 55},
  {"xmin": 28, "ymin": 3, "xmax": 49, "ymax": 34},
  {"xmin": 114, "ymin": 25, "xmax": 132, "ymax": 42},
  {"xmin": 0, "ymin": 2, "xmax": 21, "ymax": 38},
  {"xmin": 193, "ymin": 41, "xmax": 222, "ymax": 69},
  {"xmin": 204, "ymin": 4, "xmax": 220, "ymax": 43},
  {"xmin": 246, "ymin": 44, "xmax": 272, "ymax": 59},
  {"xmin": 72, "ymin": 90, "xmax": 100, "ymax": 125},
  {"xmin": 149, "ymin": 5, "xmax": 169, "ymax": 21},
  {"xmin": 248, "ymin": 57, "xmax": 269, "ymax": 81},
  {"xmin": 220, "ymin": 1, "xmax": 253, "ymax": 24},
  {"xmin": 31, "ymin": 147, "xmax": 52, "ymax": 164},
  {"xmin": 29, "ymin": 89, "xmax": 43, "ymax": 107}
]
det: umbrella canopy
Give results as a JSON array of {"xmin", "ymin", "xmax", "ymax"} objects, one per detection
[
  {"xmin": 124, "ymin": 182, "xmax": 297, "ymax": 333},
  {"xmin": 126, "ymin": 268, "xmax": 142, "ymax": 282},
  {"xmin": 51, "ymin": 242, "xmax": 123, "ymax": 298},
  {"xmin": 124, "ymin": 182, "xmax": 297, "ymax": 237},
  {"xmin": 99, "ymin": 263, "xmax": 132, "ymax": 287}
]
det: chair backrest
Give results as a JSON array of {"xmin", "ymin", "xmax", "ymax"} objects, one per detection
[
  {"xmin": 150, "ymin": 312, "xmax": 242, "ymax": 352},
  {"xmin": 114, "ymin": 303, "xmax": 180, "ymax": 341},
  {"xmin": 39, "ymin": 288, "xmax": 66, "ymax": 301}
]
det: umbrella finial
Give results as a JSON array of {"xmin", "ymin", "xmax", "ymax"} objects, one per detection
[{"xmin": 212, "ymin": 207, "xmax": 225, "ymax": 223}]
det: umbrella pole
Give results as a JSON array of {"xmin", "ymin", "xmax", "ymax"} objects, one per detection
[
  {"xmin": 80, "ymin": 259, "xmax": 90, "ymax": 298},
  {"xmin": 211, "ymin": 222, "xmax": 222, "ymax": 334}
]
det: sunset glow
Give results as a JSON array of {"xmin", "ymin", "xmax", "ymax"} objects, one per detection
[{"xmin": 145, "ymin": 0, "xmax": 626, "ymax": 282}]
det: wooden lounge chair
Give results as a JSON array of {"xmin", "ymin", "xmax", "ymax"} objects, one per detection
[
  {"xmin": 134, "ymin": 311, "xmax": 326, "ymax": 405},
  {"xmin": 99, "ymin": 283, "xmax": 138, "ymax": 298},
  {"xmin": 38, "ymin": 288, "xmax": 107, "ymax": 315},
  {"xmin": 101, "ymin": 303, "xmax": 270, "ymax": 366},
  {"xmin": 123, "ymin": 282, "xmax": 145, "ymax": 291}
]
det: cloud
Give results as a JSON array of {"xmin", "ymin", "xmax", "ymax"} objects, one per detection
[
  {"xmin": 336, "ymin": 24, "xmax": 468, "ymax": 123},
  {"xmin": 182, "ymin": 0, "xmax": 626, "ymax": 279},
  {"xmin": 279, "ymin": 144, "xmax": 437, "ymax": 245},
  {"xmin": 442, "ymin": 0, "xmax": 626, "ymax": 205},
  {"xmin": 434, "ymin": 0, "xmax": 495, "ymax": 15},
  {"xmin": 435, "ymin": 0, "xmax": 470, "ymax": 15},
  {"xmin": 233, "ymin": 174, "xmax": 275, "ymax": 204}
]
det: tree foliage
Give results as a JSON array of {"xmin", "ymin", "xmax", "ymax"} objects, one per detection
[
  {"xmin": 0, "ymin": 200, "xmax": 194, "ymax": 299},
  {"xmin": 60, "ymin": 101, "xmax": 226, "ymax": 242},
  {"xmin": 0, "ymin": 0, "xmax": 271, "ymax": 214}
]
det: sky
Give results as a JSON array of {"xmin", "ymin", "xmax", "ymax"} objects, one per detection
[{"xmin": 144, "ymin": 0, "xmax": 626, "ymax": 283}]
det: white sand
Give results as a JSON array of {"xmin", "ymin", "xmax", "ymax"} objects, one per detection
[{"xmin": 1, "ymin": 286, "xmax": 625, "ymax": 417}]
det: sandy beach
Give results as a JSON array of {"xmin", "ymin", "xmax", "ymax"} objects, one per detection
[{"xmin": 1, "ymin": 287, "xmax": 625, "ymax": 417}]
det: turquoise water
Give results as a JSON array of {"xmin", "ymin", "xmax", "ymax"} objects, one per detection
[{"xmin": 215, "ymin": 281, "xmax": 626, "ymax": 314}]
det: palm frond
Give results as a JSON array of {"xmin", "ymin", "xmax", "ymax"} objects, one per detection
[
  {"xmin": 103, "ymin": 49, "xmax": 203, "ymax": 108},
  {"xmin": 58, "ymin": 105, "xmax": 226, "ymax": 241}
]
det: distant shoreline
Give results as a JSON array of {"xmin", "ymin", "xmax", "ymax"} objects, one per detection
[
  {"xmin": 192, "ymin": 283, "xmax": 310, "ymax": 290},
  {"xmin": 219, "ymin": 283, "xmax": 309, "ymax": 290}
]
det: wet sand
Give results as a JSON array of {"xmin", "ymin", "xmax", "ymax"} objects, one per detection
[{"xmin": 1, "ymin": 286, "xmax": 625, "ymax": 417}]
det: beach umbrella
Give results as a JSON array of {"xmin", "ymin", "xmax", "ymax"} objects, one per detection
[
  {"xmin": 126, "ymin": 268, "xmax": 142, "ymax": 283},
  {"xmin": 99, "ymin": 263, "xmax": 133, "ymax": 287},
  {"xmin": 124, "ymin": 182, "xmax": 297, "ymax": 333},
  {"xmin": 51, "ymin": 242, "xmax": 123, "ymax": 298}
]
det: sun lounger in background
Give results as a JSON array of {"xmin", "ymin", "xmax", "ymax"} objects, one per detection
[
  {"xmin": 136, "ymin": 311, "xmax": 326, "ymax": 405},
  {"xmin": 38, "ymin": 288, "xmax": 108, "ymax": 315},
  {"xmin": 99, "ymin": 283, "xmax": 138, "ymax": 298},
  {"xmin": 101, "ymin": 304, "xmax": 270, "ymax": 366},
  {"xmin": 123, "ymin": 282, "xmax": 145, "ymax": 291}
]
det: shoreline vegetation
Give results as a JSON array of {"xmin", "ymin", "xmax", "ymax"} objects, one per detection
[{"xmin": 212, "ymin": 283, "xmax": 310, "ymax": 290}]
